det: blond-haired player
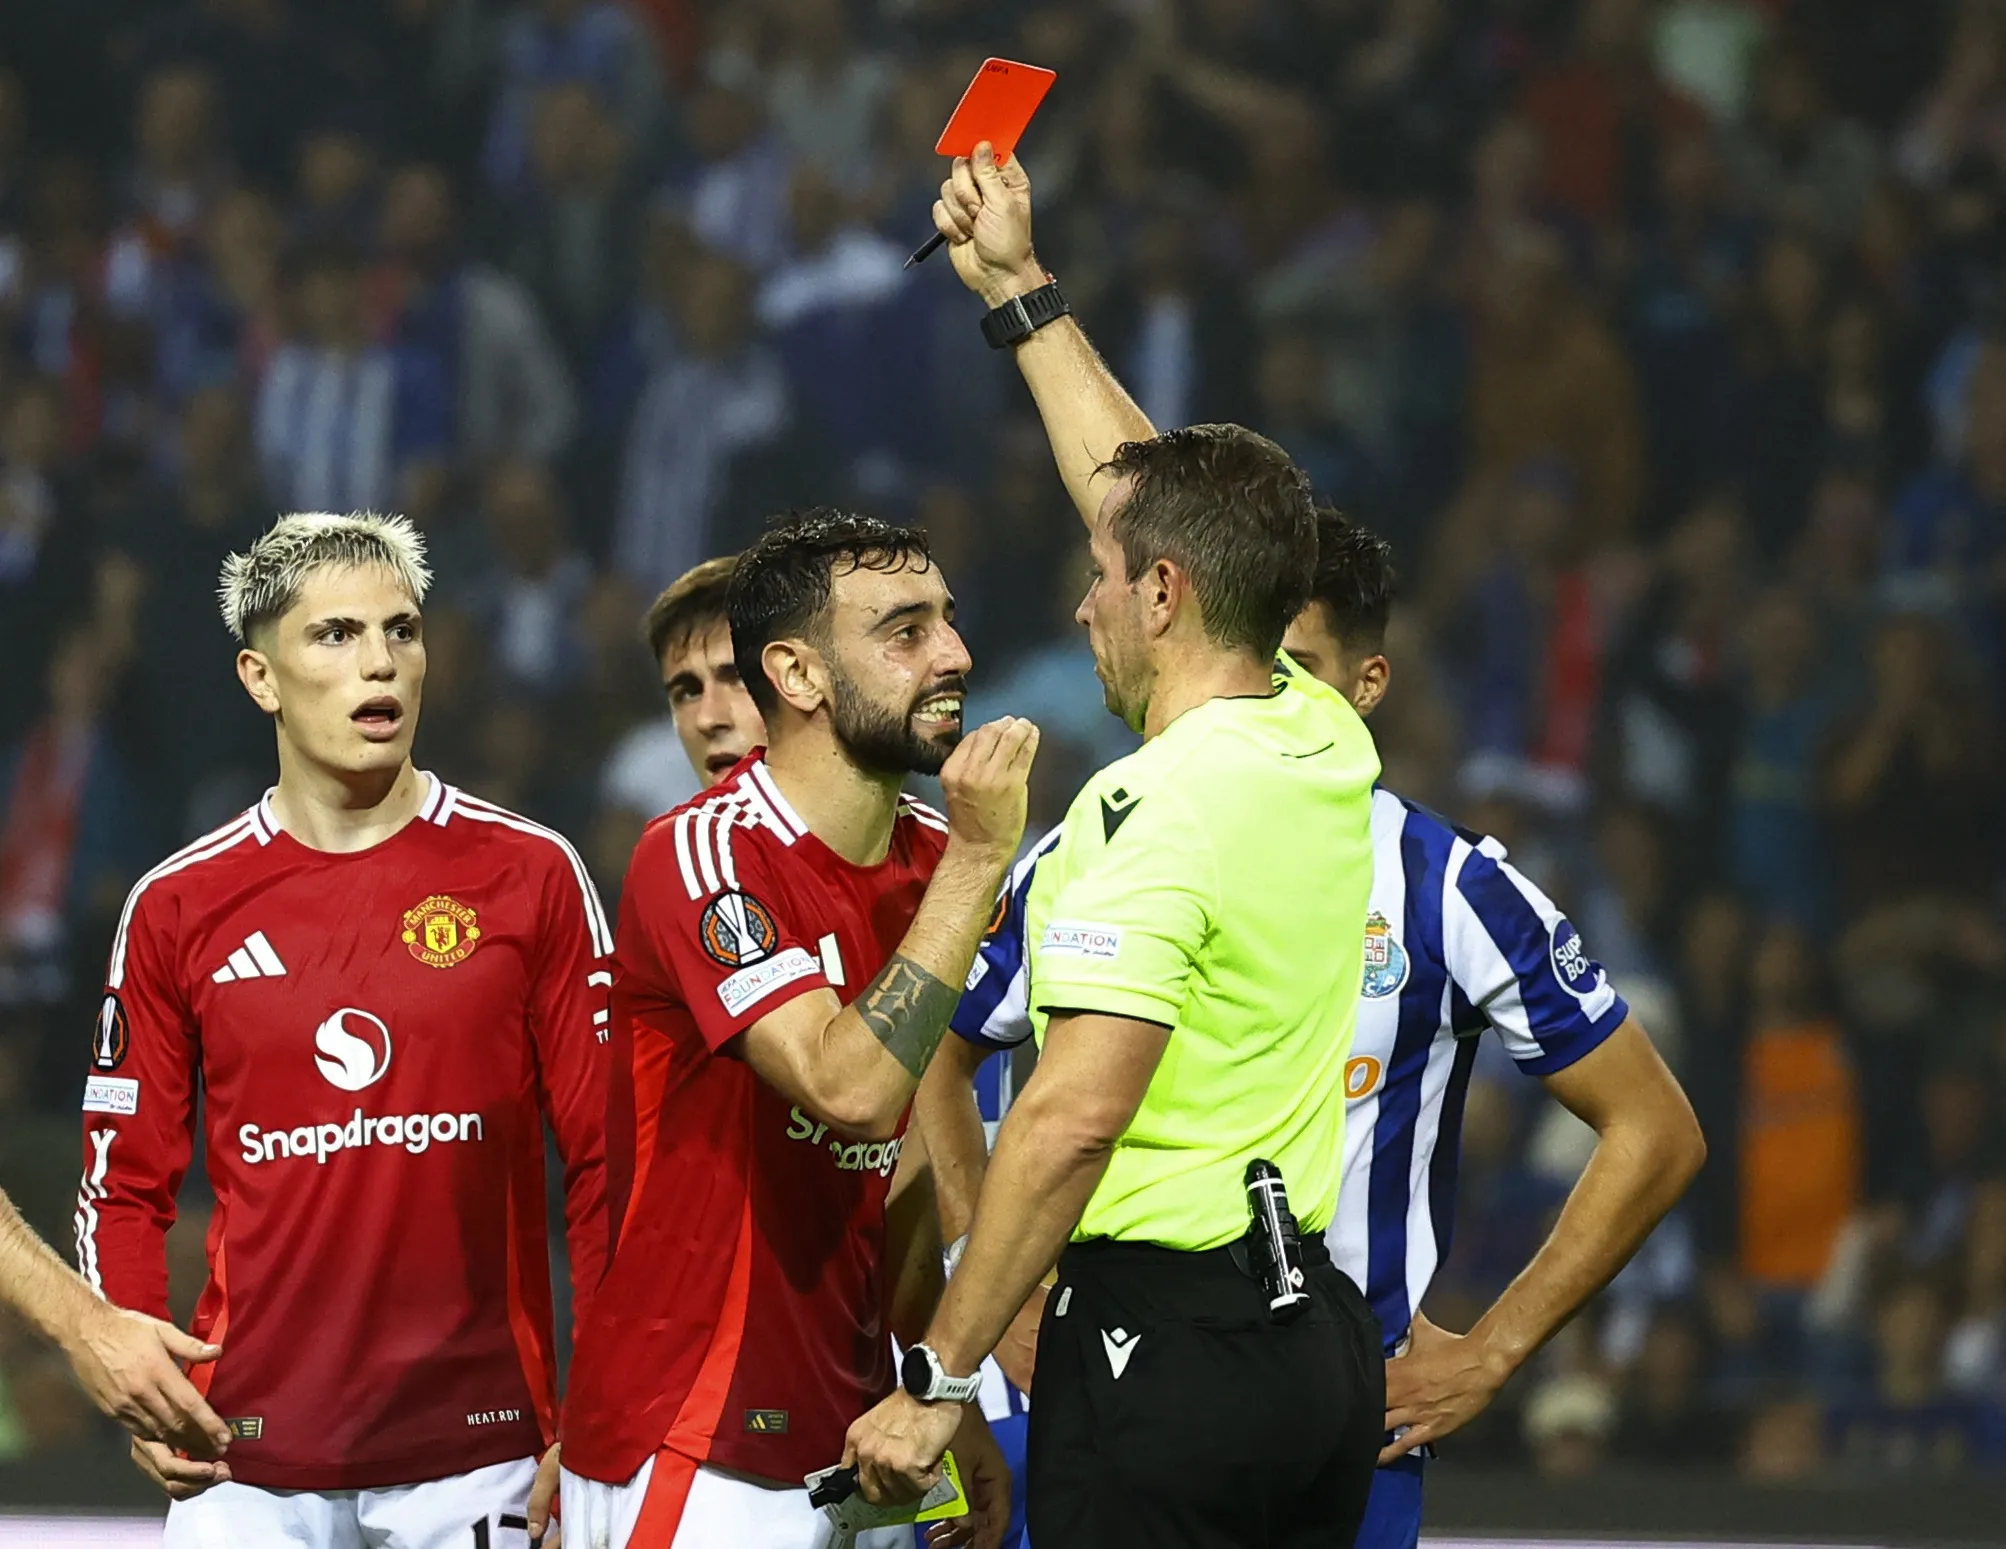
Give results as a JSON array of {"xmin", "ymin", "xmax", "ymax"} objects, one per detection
[{"xmin": 79, "ymin": 511, "xmax": 613, "ymax": 1547}]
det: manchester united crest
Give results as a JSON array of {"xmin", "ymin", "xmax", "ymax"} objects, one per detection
[{"xmin": 401, "ymin": 895, "xmax": 481, "ymax": 969}]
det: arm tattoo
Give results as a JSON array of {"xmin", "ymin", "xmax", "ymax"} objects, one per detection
[{"xmin": 857, "ymin": 954, "xmax": 959, "ymax": 1079}]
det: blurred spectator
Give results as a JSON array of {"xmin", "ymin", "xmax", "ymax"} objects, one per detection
[
  {"xmin": 1613, "ymin": 1309, "xmax": 1736, "ymax": 1464},
  {"xmin": 292, "ymin": 123, "xmax": 379, "ymax": 246},
  {"xmin": 1829, "ymin": 1276, "xmax": 1998, "ymax": 1472},
  {"xmin": 1889, "ymin": 334, "xmax": 2006, "ymax": 677},
  {"xmin": 1599, "ymin": 495, "xmax": 1746, "ymax": 872},
  {"xmin": 1469, "ymin": 226, "xmax": 1646, "ymax": 544},
  {"xmin": 764, "ymin": 0, "xmax": 893, "ymax": 189},
  {"xmin": 0, "ymin": 379, "xmax": 90, "ymax": 741},
  {"xmin": 1740, "ymin": 1395, "xmax": 1826, "ymax": 1480},
  {"xmin": 473, "ymin": 460, "xmax": 593, "ymax": 697},
  {"xmin": 501, "ymin": 85, "xmax": 643, "ymax": 366},
  {"xmin": 482, "ymin": 0, "xmax": 663, "ymax": 195},
  {"xmin": 757, "ymin": 168, "xmax": 904, "ymax": 331},
  {"xmin": 255, "ymin": 240, "xmax": 449, "ymax": 514},
  {"xmin": 1523, "ymin": 1369, "xmax": 1618, "ymax": 1478},
  {"xmin": 105, "ymin": 64, "xmax": 227, "ymax": 317},
  {"xmin": 1738, "ymin": 924, "xmax": 1860, "ymax": 1298},
  {"xmin": 1620, "ymin": 128, "xmax": 1753, "ymax": 534},
  {"xmin": 1518, "ymin": 0, "xmax": 1706, "ymax": 228},
  {"xmin": 1096, "ymin": 195, "xmax": 1255, "ymax": 432},
  {"xmin": 376, "ymin": 163, "xmax": 579, "ymax": 471},
  {"xmin": 613, "ymin": 248, "xmax": 787, "ymax": 594},
  {"xmin": 151, "ymin": 187, "xmax": 283, "ymax": 403},
  {"xmin": 669, "ymin": 82, "xmax": 792, "ymax": 275},
  {"xmin": 1727, "ymin": 42, "xmax": 1880, "ymax": 242},
  {"xmin": 1726, "ymin": 231, "xmax": 1830, "ymax": 557},
  {"xmin": 1825, "ymin": 611, "xmax": 2001, "ymax": 918},
  {"xmin": 1727, "ymin": 586, "xmax": 1838, "ymax": 927},
  {"xmin": 111, "ymin": 383, "xmax": 269, "ymax": 840},
  {"xmin": 757, "ymin": 167, "xmax": 924, "ymax": 486},
  {"xmin": 1438, "ymin": 464, "xmax": 1612, "ymax": 808},
  {"xmin": 1897, "ymin": 0, "xmax": 2006, "ymax": 188},
  {"xmin": 0, "ymin": 631, "xmax": 149, "ymax": 1000}
]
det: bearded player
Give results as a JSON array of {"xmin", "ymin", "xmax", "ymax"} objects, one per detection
[
  {"xmin": 77, "ymin": 512, "xmax": 612, "ymax": 1545},
  {"xmin": 551, "ymin": 511, "xmax": 1026, "ymax": 1548},
  {"xmin": 612, "ymin": 552, "xmax": 1032, "ymax": 1549}
]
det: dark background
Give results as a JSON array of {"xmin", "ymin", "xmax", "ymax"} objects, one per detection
[{"xmin": 0, "ymin": 0, "xmax": 2003, "ymax": 1525}]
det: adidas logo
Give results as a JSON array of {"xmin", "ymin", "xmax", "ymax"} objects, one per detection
[{"xmin": 212, "ymin": 931, "xmax": 287, "ymax": 984}]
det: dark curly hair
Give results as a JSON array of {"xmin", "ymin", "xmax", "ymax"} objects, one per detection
[
  {"xmin": 1306, "ymin": 507, "xmax": 1397, "ymax": 653},
  {"xmin": 727, "ymin": 508, "xmax": 933, "ymax": 713}
]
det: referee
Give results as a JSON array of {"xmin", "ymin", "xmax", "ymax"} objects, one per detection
[{"xmin": 844, "ymin": 147, "xmax": 1384, "ymax": 1547}]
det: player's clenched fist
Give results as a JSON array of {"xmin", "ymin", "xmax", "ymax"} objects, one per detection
[
  {"xmin": 933, "ymin": 142, "xmax": 1045, "ymax": 307},
  {"xmin": 940, "ymin": 716, "xmax": 1039, "ymax": 860}
]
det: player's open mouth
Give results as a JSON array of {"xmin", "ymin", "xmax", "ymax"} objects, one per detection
[
  {"xmin": 351, "ymin": 697, "xmax": 404, "ymax": 742},
  {"xmin": 911, "ymin": 693, "xmax": 963, "ymax": 729},
  {"xmin": 706, "ymin": 750, "xmax": 742, "ymax": 776}
]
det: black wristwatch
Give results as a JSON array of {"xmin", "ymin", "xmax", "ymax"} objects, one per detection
[
  {"xmin": 901, "ymin": 1343, "xmax": 982, "ymax": 1404},
  {"xmin": 980, "ymin": 279, "xmax": 1070, "ymax": 349}
]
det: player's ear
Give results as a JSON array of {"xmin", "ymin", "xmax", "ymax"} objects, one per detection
[
  {"xmin": 236, "ymin": 647, "xmax": 282, "ymax": 717},
  {"xmin": 762, "ymin": 637, "xmax": 828, "ymax": 717},
  {"xmin": 1351, "ymin": 654, "xmax": 1392, "ymax": 718},
  {"xmin": 1145, "ymin": 557, "xmax": 1185, "ymax": 641}
]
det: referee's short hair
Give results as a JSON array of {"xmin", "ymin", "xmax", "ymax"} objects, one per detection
[
  {"xmin": 645, "ymin": 555, "xmax": 737, "ymax": 666},
  {"xmin": 728, "ymin": 507, "xmax": 933, "ymax": 714},
  {"xmin": 1101, "ymin": 424, "xmax": 1316, "ymax": 659},
  {"xmin": 1307, "ymin": 508, "xmax": 1398, "ymax": 654}
]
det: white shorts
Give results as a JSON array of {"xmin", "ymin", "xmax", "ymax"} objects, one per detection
[
  {"xmin": 558, "ymin": 1452, "xmax": 909, "ymax": 1549},
  {"xmin": 162, "ymin": 1454, "xmax": 537, "ymax": 1549}
]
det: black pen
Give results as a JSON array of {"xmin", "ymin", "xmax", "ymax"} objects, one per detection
[{"xmin": 904, "ymin": 231, "xmax": 947, "ymax": 269}]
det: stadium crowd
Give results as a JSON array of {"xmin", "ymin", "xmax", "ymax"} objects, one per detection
[{"xmin": 0, "ymin": 0, "xmax": 2004, "ymax": 1491}]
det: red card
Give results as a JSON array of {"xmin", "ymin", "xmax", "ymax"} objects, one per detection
[{"xmin": 935, "ymin": 58, "xmax": 1056, "ymax": 163}]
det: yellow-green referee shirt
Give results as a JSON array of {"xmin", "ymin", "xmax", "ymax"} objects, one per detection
[{"xmin": 1024, "ymin": 658, "xmax": 1380, "ymax": 1252}]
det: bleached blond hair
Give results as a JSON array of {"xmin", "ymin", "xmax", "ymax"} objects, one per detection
[{"xmin": 218, "ymin": 511, "xmax": 432, "ymax": 644}]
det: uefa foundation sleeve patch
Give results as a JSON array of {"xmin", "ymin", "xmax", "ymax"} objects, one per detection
[{"xmin": 717, "ymin": 947, "xmax": 820, "ymax": 1016}]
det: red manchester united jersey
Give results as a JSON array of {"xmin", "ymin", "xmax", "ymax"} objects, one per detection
[
  {"xmin": 75, "ymin": 775, "xmax": 613, "ymax": 1490},
  {"xmin": 560, "ymin": 754, "xmax": 949, "ymax": 1487}
]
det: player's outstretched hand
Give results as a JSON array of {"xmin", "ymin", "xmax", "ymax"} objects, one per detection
[
  {"xmin": 933, "ymin": 142, "xmax": 1044, "ymax": 304},
  {"xmin": 64, "ymin": 1298, "xmax": 229, "ymax": 1457},
  {"xmin": 528, "ymin": 1442, "xmax": 562, "ymax": 1548},
  {"xmin": 130, "ymin": 1436, "xmax": 231, "ymax": 1501},
  {"xmin": 939, "ymin": 717, "xmax": 1038, "ymax": 863},
  {"xmin": 926, "ymin": 1405, "xmax": 1011, "ymax": 1549},
  {"xmin": 1379, "ymin": 1309, "xmax": 1513, "ymax": 1464}
]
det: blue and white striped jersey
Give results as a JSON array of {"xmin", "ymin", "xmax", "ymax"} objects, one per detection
[{"xmin": 948, "ymin": 789, "xmax": 1627, "ymax": 1352}]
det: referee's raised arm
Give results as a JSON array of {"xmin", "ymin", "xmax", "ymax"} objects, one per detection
[
  {"xmin": 846, "ymin": 150, "xmax": 1387, "ymax": 1549},
  {"xmin": 928, "ymin": 142, "xmax": 1153, "ymax": 530}
]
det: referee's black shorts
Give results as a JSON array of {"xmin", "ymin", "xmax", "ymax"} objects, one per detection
[{"xmin": 1026, "ymin": 1233, "xmax": 1383, "ymax": 1549}]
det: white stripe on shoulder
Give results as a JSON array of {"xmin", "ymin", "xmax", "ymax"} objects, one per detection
[
  {"xmin": 750, "ymin": 763, "xmax": 808, "ymax": 838},
  {"xmin": 417, "ymin": 771, "xmax": 444, "ymax": 822},
  {"xmin": 450, "ymin": 795, "xmax": 613, "ymax": 956},
  {"xmin": 108, "ymin": 815, "xmax": 260, "ymax": 990},
  {"xmin": 678, "ymin": 791, "xmax": 754, "ymax": 900}
]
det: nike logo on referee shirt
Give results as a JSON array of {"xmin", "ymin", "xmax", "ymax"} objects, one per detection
[{"xmin": 1101, "ymin": 1327, "xmax": 1140, "ymax": 1380}]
